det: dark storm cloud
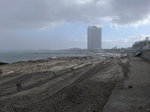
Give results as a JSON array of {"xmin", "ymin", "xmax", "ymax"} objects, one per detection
[{"xmin": 0, "ymin": 0, "xmax": 150, "ymax": 29}]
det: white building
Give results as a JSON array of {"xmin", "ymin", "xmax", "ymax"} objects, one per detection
[{"xmin": 87, "ymin": 26, "xmax": 102, "ymax": 51}]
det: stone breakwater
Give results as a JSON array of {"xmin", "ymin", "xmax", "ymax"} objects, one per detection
[{"xmin": 0, "ymin": 57, "xmax": 129, "ymax": 112}]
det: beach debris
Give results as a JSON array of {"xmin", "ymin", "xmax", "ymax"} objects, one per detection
[
  {"xmin": 0, "ymin": 69, "xmax": 2, "ymax": 74},
  {"xmin": 128, "ymin": 85, "xmax": 133, "ymax": 88},
  {"xmin": 16, "ymin": 81, "xmax": 22, "ymax": 91}
]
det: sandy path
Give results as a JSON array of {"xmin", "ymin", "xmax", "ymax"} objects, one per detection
[{"xmin": 103, "ymin": 57, "xmax": 150, "ymax": 112}]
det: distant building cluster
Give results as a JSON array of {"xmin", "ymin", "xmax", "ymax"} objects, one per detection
[
  {"xmin": 87, "ymin": 26, "xmax": 102, "ymax": 51},
  {"xmin": 132, "ymin": 38, "xmax": 150, "ymax": 50}
]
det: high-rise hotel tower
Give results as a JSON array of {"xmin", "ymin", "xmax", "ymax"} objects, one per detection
[{"xmin": 87, "ymin": 26, "xmax": 102, "ymax": 51}]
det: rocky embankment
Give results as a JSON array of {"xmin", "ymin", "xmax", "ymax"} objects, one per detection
[{"xmin": 0, "ymin": 57, "xmax": 129, "ymax": 112}]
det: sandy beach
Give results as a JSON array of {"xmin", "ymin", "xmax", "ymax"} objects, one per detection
[{"xmin": 0, "ymin": 57, "xmax": 149, "ymax": 112}]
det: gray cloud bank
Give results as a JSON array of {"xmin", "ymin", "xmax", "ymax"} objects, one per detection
[{"xmin": 0, "ymin": 0, "xmax": 150, "ymax": 29}]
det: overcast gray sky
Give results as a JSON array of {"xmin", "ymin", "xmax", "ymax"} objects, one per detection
[{"xmin": 0, "ymin": 0, "xmax": 150, "ymax": 51}]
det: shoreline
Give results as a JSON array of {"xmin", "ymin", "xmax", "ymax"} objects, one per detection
[
  {"xmin": 0, "ymin": 51, "xmax": 126, "ymax": 63},
  {"xmin": 0, "ymin": 53, "xmax": 88, "ymax": 63}
]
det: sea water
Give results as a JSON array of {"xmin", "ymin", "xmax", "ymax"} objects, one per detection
[{"xmin": 0, "ymin": 52, "xmax": 87, "ymax": 63}]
